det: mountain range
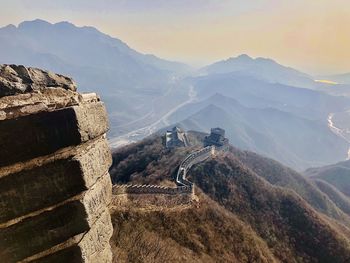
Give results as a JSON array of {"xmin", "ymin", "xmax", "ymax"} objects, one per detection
[
  {"xmin": 170, "ymin": 93, "xmax": 347, "ymax": 170},
  {"xmin": 200, "ymin": 54, "xmax": 316, "ymax": 89},
  {"xmin": 1, "ymin": 19, "xmax": 350, "ymax": 170},
  {"xmin": 166, "ymin": 73, "xmax": 350, "ymax": 170},
  {"xmin": 0, "ymin": 19, "xmax": 191, "ymax": 137}
]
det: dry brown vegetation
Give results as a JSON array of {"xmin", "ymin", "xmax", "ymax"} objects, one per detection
[
  {"xmin": 190, "ymin": 155, "xmax": 350, "ymax": 262},
  {"xmin": 111, "ymin": 192, "xmax": 278, "ymax": 263},
  {"xmin": 110, "ymin": 133, "xmax": 350, "ymax": 262}
]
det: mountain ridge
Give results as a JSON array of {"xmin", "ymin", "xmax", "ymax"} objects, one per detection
[
  {"xmin": 109, "ymin": 133, "xmax": 350, "ymax": 262},
  {"xmin": 200, "ymin": 54, "xmax": 316, "ymax": 89}
]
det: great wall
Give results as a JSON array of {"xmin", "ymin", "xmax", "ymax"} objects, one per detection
[
  {"xmin": 0, "ymin": 65, "xmax": 229, "ymax": 262},
  {"xmin": 111, "ymin": 146, "xmax": 214, "ymax": 209},
  {"xmin": 111, "ymin": 129, "xmax": 229, "ymax": 209}
]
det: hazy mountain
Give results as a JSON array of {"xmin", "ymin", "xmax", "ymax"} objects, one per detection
[
  {"xmin": 313, "ymin": 179, "xmax": 350, "ymax": 216},
  {"xmin": 0, "ymin": 19, "xmax": 191, "ymax": 137},
  {"xmin": 314, "ymin": 82, "xmax": 350, "ymax": 97},
  {"xmin": 321, "ymin": 73, "xmax": 350, "ymax": 85},
  {"xmin": 2, "ymin": 20, "xmax": 350, "ymax": 173},
  {"xmin": 201, "ymin": 54, "xmax": 316, "ymax": 88},
  {"xmin": 173, "ymin": 93, "xmax": 348, "ymax": 170},
  {"xmin": 110, "ymin": 134, "xmax": 350, "ymax": 262},
  {"xmin": 305, "ymin": 160, "xmax": 350, "ymax": 197},
  {"xmin": 190, "ymin": 73, "xmax": 350, "ymax": 121}
]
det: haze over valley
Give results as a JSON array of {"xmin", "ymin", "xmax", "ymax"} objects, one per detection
[
  {"xmin": 4, "ymin": 1, "xmax": 350, "ymax": 261},
  {"xmin": 1, "ymin": 19, "xmax": 350, "ymax": 171}
]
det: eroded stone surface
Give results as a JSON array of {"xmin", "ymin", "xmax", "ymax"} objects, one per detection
[
  {"xmin": 27, "ymin": 211, "xmax": 113, "ymax": 263},
  {"xmin": 0, "ymin": 65, "xmax": 113, "ymax": 263},
  {"xmin": 0, "ymin": 102, "xmax": 109, "ymax": 167},
  {"xmin": 0, "ymin": 65, "xmax": 76, "ymax": 98},
  {"xmin": 0, "ymin": 174, "xmax": 112, "ymax": 262},
  {"xmin": 0, "ymin": 139, "xmax": 112, "ymax": 224},
  {"xmin": 0, "ymin": 202, "xmax": 89, "ymax": 263}
]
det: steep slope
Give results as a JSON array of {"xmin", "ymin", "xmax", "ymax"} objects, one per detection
[
  {"xmin": 111, "ymin": 192, "xmax": 278, "ymax": 263},
  {"xmin": 305, "ymin": 160, "xmax": 350, "ymax": 197},
  {"xmin": 0, "ymin": 20, "xmax": 191, "ymax": 137},
  {"xmin": 200, "ymin": 54, "xmax": 315, "ymax": 89},
  {"xmin": 313, "ymin": 179, "xmax": 350, "ymax": 216},
  {"xmin": 109, "ymin": 135, "xmax": 350, "ymax": 262},
  {"xmin": 227, "ymin": 145, "xmax": 350, "ymax": 224},
  {"xmin": 173, "ymin": 94, "xmax": 348, "ymax": 170},
  {"xmin": 189, "ymin": 155, "xmax": 350, "ymax": 262}
]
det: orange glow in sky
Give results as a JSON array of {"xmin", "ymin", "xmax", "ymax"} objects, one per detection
[{"xmin": 1, "ymin": 0, "xmax": 349, "ymax": 74}]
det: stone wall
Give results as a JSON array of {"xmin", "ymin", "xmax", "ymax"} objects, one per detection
[
  {"xmin": 113, "ymin": 184, "xmax": 193, "ymax": 195},
  {"xmin": 112, "ymin": 146, "xmax": 221, "ymax": 209},
  {"xmin": 0, "ymin": 65, "xmax": 113, "ymax": 263},
  {"xmin": 111, "ymin": 192, "xmax": 194, "ymax": 211}
]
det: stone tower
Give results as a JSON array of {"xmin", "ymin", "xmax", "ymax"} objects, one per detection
[{"xmin": 0, "ymin": 65, "xmax": 113, "ymax": 262}]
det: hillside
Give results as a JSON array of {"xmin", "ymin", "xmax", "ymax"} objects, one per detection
[
  {"xmin": 313, "ymin": 179, "xmax": 350, "ymax": 216},
  {"xmin": 110, "ymin": 133, "xmax": 350, "ymax": 262},
  {"xmin": 111, "ymin": 192, "xmax": 278, "ymax": 263},
  {"xmin": 305, "ymin": 160, "xmax": 350, "ymax": 197}
]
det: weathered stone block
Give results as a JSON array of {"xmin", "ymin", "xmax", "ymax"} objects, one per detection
[
  {"xmin": 0, "ymin": 64, "xmax": 76, "ymax": 98},
  {"xmin": 0, "ymin": 137, "xmax": 112, "ymax": 224},
  {"xmin": 27, "ymin": 211, "xmax": 113, "ymax": 263},
  {"xmin": 0, "ymin": 174, "xmax": 112, "ymax": 262},
  {"xmin": 0, "ymin": 101, "xmax": 109, "ymax": 167}
]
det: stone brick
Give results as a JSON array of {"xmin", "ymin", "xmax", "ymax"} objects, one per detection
[
  {"xmin": 0, "ymin": 102, "xmax": 109, "ymax": 167},
  {"xmin": 0, "ymin": 138, "xmax": 112, "ymax": 224},
  {"xmin": 27, "ymin": 211, "xmax": 113, "ymax": 263},
  {"xmin": 0, "ymin": 174, "xmax": 112, "ymax": 262}
]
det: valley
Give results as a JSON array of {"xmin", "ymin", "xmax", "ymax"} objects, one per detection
[
  {"xmin": 328, "ymin": 112, "xmax": 350, "ymax": 159},
  {"xmin": 2, "ymin": 2, "xmax": 350, "ymax": 262},
  {"xmin": 1, "ymin": 19, "xmax": 350, "ymax": 171},
  {"xmin": 109, "ymin": 84, "xmax": 197, "ymax": 148}
]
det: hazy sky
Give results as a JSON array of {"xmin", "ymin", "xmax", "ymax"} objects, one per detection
[{"xmin": 1, "ymin": 0, "xmax": 350, "ymax": 74}]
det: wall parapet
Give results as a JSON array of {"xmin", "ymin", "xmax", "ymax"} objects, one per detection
[
  {"xmin": 113, "ymin": 184, "xmax": 193, "ymax": 195},
  {"xmin": 112, "ymin": 145, "xmax": 227, "ymax": 199}
]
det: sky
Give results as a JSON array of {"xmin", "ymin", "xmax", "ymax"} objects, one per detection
[{"xmin": 1, "ymin": 0, "xmax": 350, "ymax": 75}]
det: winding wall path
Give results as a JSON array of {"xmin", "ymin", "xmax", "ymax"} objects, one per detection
[{"xmin": 112, "ymin": 146, "xmax": 217, "ymax": 196}]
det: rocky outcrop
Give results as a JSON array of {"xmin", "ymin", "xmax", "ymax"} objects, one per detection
[
  {"xmin": 0, "ymin": 64, "xmax": 76, "ymax": 97},
  {"xmin": 0, "ymin": 65, "xmax": 113, "ymax": 262}
]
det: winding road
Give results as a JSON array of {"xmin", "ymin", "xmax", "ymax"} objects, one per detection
[{"xmin": 109, "ymin": 85, "xmax": 197, "ymax": 148}]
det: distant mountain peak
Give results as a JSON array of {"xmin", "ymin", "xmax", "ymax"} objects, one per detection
[
  {"xmin": 54, "ymin": 21, "xmax": 76, "ymax": 28},
  {"xmin": 233, "ymin": 54, "xmax": 253, "ymax": 61},
  {"xmin": 201, "ymin": 53, "xmax": 314, "ymax": 88},
  {"xmin": 18, "ymin": 19, "xmax": 52, "ymax": 29},
  {"xmin": 224, "ymin": 54, "xmax": 278, "ymax": 66},
  {"xmin": 3, "ymin": 24, "xmax": 16, "ymax": 30}
]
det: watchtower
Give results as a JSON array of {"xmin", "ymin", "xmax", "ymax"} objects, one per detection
[{"xmin": 204, "ymin": 127, "xmax": 229, "ymax": 147}]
